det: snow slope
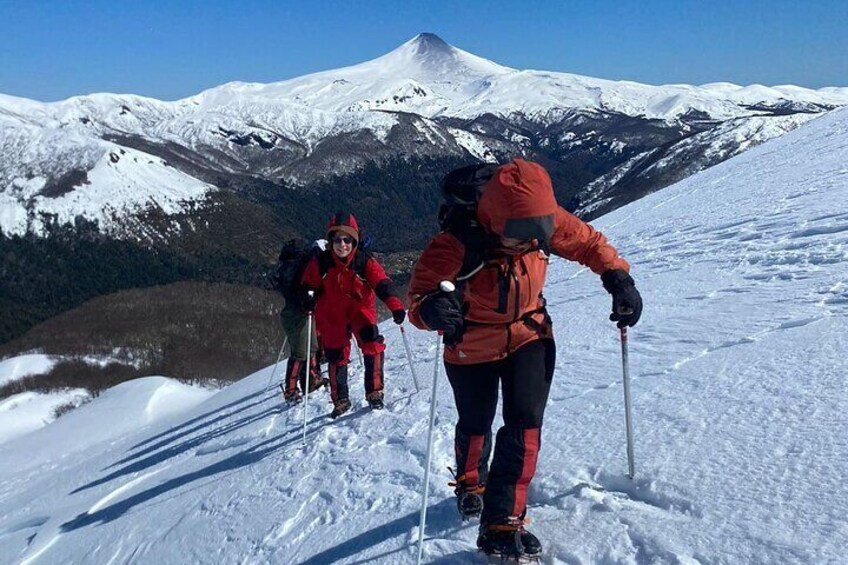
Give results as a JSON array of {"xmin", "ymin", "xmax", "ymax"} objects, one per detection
[
  {"xmin": 0, "ymin": 117, "xmax": 214, "ymax": 236},
  {"xmin": 0, "ymin": 354, "xmax": 56, "ymax": 387},
  {"xmin": 0, "ymin": 389, "xmax": 89, "ymax": 445},
  {"xmin": 0, "ymin": 108, "xmax": 846, "ymax": 564}
]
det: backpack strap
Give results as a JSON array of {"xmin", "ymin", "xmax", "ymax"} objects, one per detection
[
  {"xmin": 316, "ymin": 248, "xmax": 371, "ymax": 280},
  {"xmin": 352, "ymin": 249, "xmax": 371, "ymax": 280},
  {"xmin": 317, "ymin": 249, "xmax": 335, "ymax": 278},
  {"xmin": 455, "ymin": 225, "xmax": 489, "ymax": 281}
]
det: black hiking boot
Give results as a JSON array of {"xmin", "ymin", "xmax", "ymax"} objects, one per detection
[
  {"xmin": 477, "ymin": 520, "xmax": 542, "ymax": 562},
  {"xmin": 281, "ymin": 384, "xmax": 302, "ymax": 405},
  {"xmin": 302, "ymin": 354, "xmax": 328, "ymax": 394},
  {"xmin": 448, "ymin": 467, "xmax": 484, "ymax": 519},
  {"xmin": 306, "ymin": 376, "xmax": 329, "ymax": 394},
  {"xmin": 366, "ymin": 391, "xmax": 384, "ymax": 410},
  {"xmin": 330, "ymin": 398, "xmax": 352, "ymax": 419},
  {"xmin": 457, "ymin": 490, "xmax": 484, "ymax": 520}
]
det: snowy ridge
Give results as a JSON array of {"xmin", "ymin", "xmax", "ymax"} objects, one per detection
[
  {"xmin": 1, "ymin": 108, "xmax": 846, "ymax": 563},
  {"xmin": 187, "ymin": 34, "xmax": 848, "ymax": 121},
  {"xmin": 0, "ymin": 389, "xmax": 89, "ymax": 444},
  {"xmin": 4, "ymin": 34, "xmax": 845, "ymax": 128},
  {"xmin": 2, "ymin": 33, "xmax": 847, "ymax": 238},
  {"xmin": 0, "ymin": 116, "xmax": 214, "ymax": 235},
  {"xmin": 0, "ymin": 354, "xmax": 56, "ymax": 388},
  {"xmin": 581, "ymin": 111, "xmax": 821, "ymax": 215}
]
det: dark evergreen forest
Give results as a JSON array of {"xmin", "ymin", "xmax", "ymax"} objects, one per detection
[{"xmin": 1, "ymin": 155, "xmax": 469, "ymax": 345}]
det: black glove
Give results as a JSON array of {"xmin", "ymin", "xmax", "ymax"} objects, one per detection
[
  {"xmin": 358, "ymin": 324, "xmax": 382, "ymax": 344},
  {"xmin": 601, "ymin": 269, "xmax": 643, "ymax": 329},
  {"xmin": 300, "ymin": 288, "xmax": 317, "ymax": 312},
  {"xmin": 419, "ymin": 290, "xmax": 464, "ymax": 342},
  {"xmin": 392, "ymin": 309, "xmax": 406, "ymax": 325}
]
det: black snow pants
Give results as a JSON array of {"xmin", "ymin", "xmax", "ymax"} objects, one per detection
[{"xmin": 445, "ymin": 338, "xmax": 555, "ymax": 526}]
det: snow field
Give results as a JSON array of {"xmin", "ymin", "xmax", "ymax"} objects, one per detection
[{"xmin": 0, "ymin": 108, "xmax": 846, "ymax": 564}]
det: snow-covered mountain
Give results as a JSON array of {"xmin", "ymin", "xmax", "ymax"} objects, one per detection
[
  {"xmin": 1, "ymin": 106, "xmax": 846, "ymax": 563},
  {"xmin": 2, "ymin": 33, "xmax": 846, "ymax": 238}
]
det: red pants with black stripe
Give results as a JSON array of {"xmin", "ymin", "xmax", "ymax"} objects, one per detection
[
  {"xmin": 318, "ymin": 307, "xmax": 386, "ymax": 401},
  {"xmin": 445, "ymin": 338, "xmax": 555, "ymax": 525}
]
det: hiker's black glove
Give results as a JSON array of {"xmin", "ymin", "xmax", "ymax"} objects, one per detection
[
  {"xmin": 358, "ymin": 324, "xmax": 382, "ymax": 343},
  {"xmin": 419, "ymin": 291, "xmax": 464, "ymax": 343},
  {"xmin": 601, "ymin": 269, "xmax": 643, "ymax": 329},
  {"xmin": 392, "ymin": 309, "xmax": 406, "ymax": 325},
  {"xmin": 300, "ymin": 289, "xmax": 317, "ymax": 312}
]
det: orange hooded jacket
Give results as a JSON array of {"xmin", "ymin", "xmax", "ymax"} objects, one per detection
[{"xmin": 408, "ymin": 159, "xmax": 629, "ymax": 365}]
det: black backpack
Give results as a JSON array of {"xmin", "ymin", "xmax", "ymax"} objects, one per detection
[
  {"xmin": 438, "ymin": 163, "xmax": 500, "ymax": 280},
  {"xmin": 269, "ymin": 238, "xmax": 318, "ymax": 300}
]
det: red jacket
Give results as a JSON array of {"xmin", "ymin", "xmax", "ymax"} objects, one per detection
[
  {"xmin": 301, "ymin": 249, "xmax": 404, "ymax": 321},
  {"xmin": 408, "ymin": 159, "xmax": 629, "ymax": 364}
]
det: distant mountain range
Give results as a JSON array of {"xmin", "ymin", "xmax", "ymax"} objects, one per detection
[
  {"xmin": 1, "ymin": 32, "xmax": 846, "ymax": 343},
  {"xmin": 3, "ymin": 33, "xmax": 847, "ymax": 239}
]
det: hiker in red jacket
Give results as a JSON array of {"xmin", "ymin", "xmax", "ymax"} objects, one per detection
[
  {"xmin": 407, "ymin": 160, "xmax": 643, "ymax": 559},
  {"xmin": 301, "ymin": 213, "xmax": 406, "ymax": 418}
]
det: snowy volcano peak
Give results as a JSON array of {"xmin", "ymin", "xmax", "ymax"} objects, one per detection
[
  {"xmin": 399, "ymin": 32, "xmax": 454, "ymax": 58},
  {"xmin": 370, "ymin": 33, "xmax": 512, "ymax": 78},
  {"xmin": 340, "ymin": 33, "xmax": 513, "ymax": 82},
  {"xmin": 202, "ymin": 34, "xmax": 515, "ymax": 116}
]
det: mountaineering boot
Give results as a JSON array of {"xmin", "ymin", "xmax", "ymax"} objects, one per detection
[
  {"xmin": 330, "ymin": 398, "xmax": 352, "ymax": 419},
  {"xmin": 456, "ymin": 487, "xmax": 484, "ymax": 520},
  {"xmin": 284, "ymin": 357, "xmax": 306, "ymax": 403},
  {"xmin": 519, "ymin": 529, "xmax": 542, "ymax": 556},
  {"xmin": 448, "ymin": 468, "xmax": 484, "ymax": 519},
  {"xmin": 302, "ymin": 355, "xmax": 329, "ymax": 394},
  {"xmin": 309, "ymin": 376, "xmax": 330, "ymax": 393},
  {"xmin": 302, "ymin": 371, "xmax": 329, "ymax": 395},
  {"xmin": 281, "ymin": 384, "xmax": 302, "ymax": 405},
  {"xmin": 477, "ymin": 519, "xmax": 542, "ymax": 561},
  {"xmin": 366, "ymin": 391, "xmax": 384, "ymax": 410}
]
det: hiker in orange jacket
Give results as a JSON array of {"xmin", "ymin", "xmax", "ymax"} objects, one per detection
[
  {"xmin": 301, "ymin": 212, "xmax": 406, "ymax": 418},
  {"xmin": 407, "ymin": 160, "xmax": 642, "ymax": 558}
]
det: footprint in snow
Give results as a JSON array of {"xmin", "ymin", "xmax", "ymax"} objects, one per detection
[{"xmin": 588, "ymin": 469, "xmax": 702, "ymax": 518}]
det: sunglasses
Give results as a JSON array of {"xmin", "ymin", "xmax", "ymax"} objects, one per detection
[{"xmin": 332, "ymin": 235, "xmax": 354, "ymax": 245}]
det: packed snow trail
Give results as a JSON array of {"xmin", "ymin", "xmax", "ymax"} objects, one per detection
[{"xmin": 1, "ymin": 108, "xmax": 847, "ymax": 564}]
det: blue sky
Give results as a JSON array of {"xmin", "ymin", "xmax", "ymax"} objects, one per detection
[{"xmin": 1, "ymin": 0, "xmax": 845, "ymax": 102}]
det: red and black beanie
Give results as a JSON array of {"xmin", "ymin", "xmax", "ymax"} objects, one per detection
[{"xmin": 327, "ymin": 212, "xmax": 360, "ymax": 244}]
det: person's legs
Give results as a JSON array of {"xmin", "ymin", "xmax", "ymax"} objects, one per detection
[
  {"xmin": 303, "ymin": 353, "xmax": 327, "ymax": 392},
  {"xmin": 280, "ymin": 304, "xmax": 319, "ymax": 396},
  {"xmin": 350, "ymin": 308, "xmax": 386, "ymax": 401},
  {"xmin": 445, "ymin": 358, "xmax": 500, "ymax": 514},
  {"xmin": 481, "ymin": 338, "xmax": 555, "ymax": 526},
  {"xmin": 317, "ymin": 313, "xmax": 352, "ymax": 409}
]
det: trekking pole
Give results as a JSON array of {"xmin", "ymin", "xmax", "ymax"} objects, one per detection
[
  {"xmin": 266, "ymin": 336, "xmax": 289, "ymax": 389},
  {"xmin": 354, "ymin": 342, "xmax": 364, "ymax": 369},
  {"xmin": 620, "ymin": 327, "xmax": 635, "ymax": 479},
  {"xmin": 399, "ymin": 324, "xmax": 421, "ymax": 393},
  {"xmin": 417, "ymin": 281, "xmax": 455, "ymax": 564},
  {"xmin": 303, "ymin": 292, "xmax": 315, "ymax": 446}
]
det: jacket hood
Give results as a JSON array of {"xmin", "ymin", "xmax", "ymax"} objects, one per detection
[
  {"xmin": 327, "ymin": 212, "xmax": 360, "ymax": 244},
  {"xmin": 477, "ymin": 159, "xmax": 558, "ymax": 243}
]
